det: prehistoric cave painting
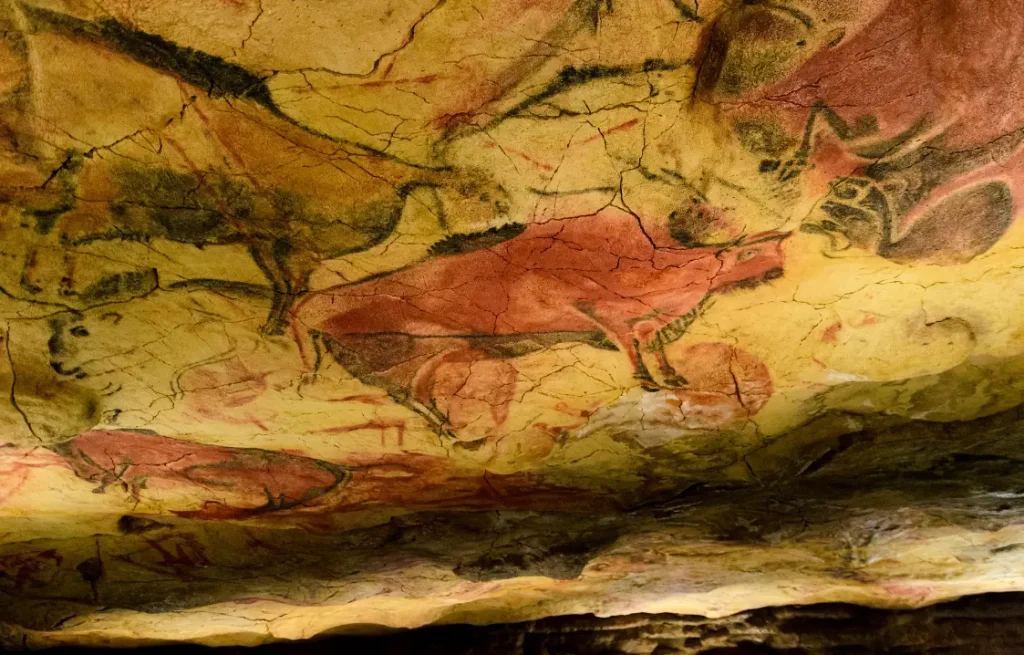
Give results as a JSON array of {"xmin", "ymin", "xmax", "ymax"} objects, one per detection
[
  {"xmin": 729, "ymin": 0, "xmax": 1024, "ymax": 264},
  {"xmin": 21, "ymin": 310, "xmax": 348, "ymax": 517},
  {"xmin": 3, "ymin": 0, "xmax": 1020, "ymax": 523},
  {"xmin": 119, "ymin": 533, "xmax": 213, "ymax": 579},
  {"xmin": 19, "ymin": 154, "xmax": 510, "ymax": 334},
  {"xmin": 296, "ymin": 209, "xmax": 787, "ymax": 437},
  {"xmin": 3, "ymin": 0, "xmax": 1016, "ymax": 348},
  {"xmin": 770, "ymin": 103, "xmax": 1021, "ymax": 265},
  {"xmin": 574, "ymin": 341, "xmax": 776, "ymax": 451},
  {"xmin": 480, "ymin": 0, "xmax": 1023, "ymax": 264},
  {"xmin": 0, "ymin": 0, "xmax": 844, "ymax": 343},
  {"xmin": 0, "ymin": 549, "xmax": 62, "ymax": 591},
  {"xmin": 54, "ymin": 430, "xmax": 351, "ymax": 519},
  {"xmin": 0, "ymin": 446, "xmax": 65, "ymax": 505},
  {"xmin": 0, "ymin": 5, "xmax": 512, "ymax": 334},
  {"xmin": 666, "ymin": 342, "xmax": 774, "ymax": 430},
  {"xmin": 0, "ymin": 429, "xmax": 603, "ymax": 518}
]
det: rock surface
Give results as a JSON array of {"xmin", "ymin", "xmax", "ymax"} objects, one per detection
[
  {"xmin": 25, "ymin": 595, "xmax": 1024, "ymax": 653},
  {"xmin": 0, "ymin": 0, "xmax": 1023, "ymax": 647}
]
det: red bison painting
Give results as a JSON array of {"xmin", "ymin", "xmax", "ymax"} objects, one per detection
[{"xmin": 294, "ymin": 209, "xmax": 787, "ymax": 434}]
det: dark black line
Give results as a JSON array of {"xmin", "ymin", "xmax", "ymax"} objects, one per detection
[
  {"xmin": 22, "ymin": 4, "xmax": 279, "ymax": 113},
  {"xmin": 4, "ymin": 326, "xmax": 39, "ymax": 442},
  {"xmin": 486, "ymin": 59, "xmax": 680, "ymax": 131}
]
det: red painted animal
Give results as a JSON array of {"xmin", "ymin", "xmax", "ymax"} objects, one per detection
[
  {"xmin": 295, "ymin": 209, "xmax": 787, "ymax": 431},
  {"xmin": 708, "ymin": 0, "xmax": 1024, "ymax": 263},
  {"xmin": 55, "ymin": 431, "xmax": 350, "ymax": 519}
]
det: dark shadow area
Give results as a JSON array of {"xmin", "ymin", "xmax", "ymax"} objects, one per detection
[{"xmin": 13, "ymin": 592, "xmax": 1024, "ymax": 654}]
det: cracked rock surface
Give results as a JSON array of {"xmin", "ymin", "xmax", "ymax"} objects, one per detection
[{"xmin": 0, "ymin": 0, "xmax": 1024, "ymax": 647}]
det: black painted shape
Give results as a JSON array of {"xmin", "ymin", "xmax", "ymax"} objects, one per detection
[
  {"xmin": 428, "ymin": 223, "xmax": 527, "ymax": 257},
  {"xmin": 22, "ymin": 5, "xmax": 278, "ymax": 113}
]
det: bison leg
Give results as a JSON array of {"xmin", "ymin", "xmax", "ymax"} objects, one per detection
[
  {"xmin": 19, "ymin": 246, "xmax": 43, "ymax": 294},
  {"xmin": 263, "ymin": 291, "xmax": 293, "ymax": 336},
  {"xmin": 594, "ymin": 308, "xmax": 706, "ymax": 391},
  {"xmin": 600, "ymin": 324, "xmax": 658, "ymax": 390},
  {"xmin": 630, "ymin": 338, "xmax": 659, "ymax": 391},
  {"xmin": 59, "ymin": 251, "xmax": 77, "ymax": 296},
  {"xmin": 640, "ymin": 317, "xmax": 695, "ymax": 389},
  {"xmin": 412, "ymin": 346, "xmax": 518, "ymax": 441},
  {"xmin": 653, "ymin": 348, "xmax": 688, "ymax": 387},
  {"xmin": 319, "ymin": 333, "xmax": 467, "ymax": 438},
  {"xmin": 573, "ymin": 303, "xmax": 662, "ymax": 391},
  {"xmin": 249, "ymin": 239, "xmax": 311, "ymax": 336}
]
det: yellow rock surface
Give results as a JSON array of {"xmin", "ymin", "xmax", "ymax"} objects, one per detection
[{"xmin": 1, "ymin": 0, "xmax": 1024, "ymax": 646}]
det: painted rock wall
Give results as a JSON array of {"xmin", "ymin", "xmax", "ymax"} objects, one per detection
[{"xmin": 1, "ymin": 0, "xmax": 1024, "ymax": 646}]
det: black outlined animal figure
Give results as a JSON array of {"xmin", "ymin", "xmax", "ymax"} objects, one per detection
[
  {"xmin": 296, "ymin": 210, "xmax": 787, "ymax": 433},
  {"xmin": 725, "ymin": 0, "xmax": 1024, "ymax": 264}
]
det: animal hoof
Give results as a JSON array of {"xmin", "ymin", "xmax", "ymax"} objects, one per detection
[
  {"xmin": 778, "ymin": 157, "xmax": 808, "ymax": 182},
  {"xmin": 260, "ymin": 322, "xmax": 287, "ymax": 337},
  {"xmin": 409, "ymin": 398, "xmax": 457, "ymax": 438},
  {"xmin": 636, "ymin": 377, "xmax": 660, "ymax": 393},
  {"xmin": 663, "ymin": 375, "xmax": 689, "ymax": 388}
]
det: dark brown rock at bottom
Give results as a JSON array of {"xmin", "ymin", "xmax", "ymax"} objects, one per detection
[{"xmin": 17, "ymin": 593, "xmax": 1024, "ymax": 655}]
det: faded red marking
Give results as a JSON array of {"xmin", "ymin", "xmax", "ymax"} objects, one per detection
[
  {"xmin": 328, "ymin": 394, "xmax": 394, "ymax": 405},
  {"xmin": 881, "ymin": 582, "xmax": 934, "ymax": 604},
  {"xmin": 355, "ymin": 74, "xmax": 439, "ymax": 88},
  {"xmin": 312, "ymin": 75, "xmax": 443, "ymax": 94},
  {"xmin": 433, "ymin": 111, "xmax": 476, "ymax": 133},
  {"xmin": 56, "ymin": 432, "xmax": 606, "ymax": 520},
  {"xmin": 482, "ymin": 142, "xmax": 556, "ymax": 172},
  {"xmin": 0, "ymin": 549, "xmax": 63, "ymax": 591},
  {"xmin": 531, "ymin": 401, "xmax": 602, "ymax": 441},
  {"xmin": 61, "ymin": 431, "xmax": 348, "ymax": 520},
  {"xmin": 553, "ymin": 401, "xmax": 598, "ymax": 419},
  {"xmin": 577, "ymin": 118, "xmax": 640, "ymax": 146},
  {"xmin": 179, "ymin": 357, "xmax": 269, "ymax": 409},
  {"xmin": 179, "ymin": 357, "xmax": 273, "ymax": 431},
  {"xmin": 821, "ymin": 321, "xmax": 842, "ymax": 344},
  {"xmin": 0, "ymin": 446, "xmax": 67, "ymax": 505},
  {"xmin": 311, "ymin": 452, "xmax": 615, "ymax": 517},
  {"xmin": 317, "ymin": 419, "xmax": 408, "ymax": 448},
  {"xmin": 667, "ymin": 342, "xmax": 774, "ymax": 427}
]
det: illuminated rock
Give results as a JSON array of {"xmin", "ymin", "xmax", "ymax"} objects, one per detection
[{"xmin": 0, "ymin": 0, "xmax": 1023, "ymax": 647}]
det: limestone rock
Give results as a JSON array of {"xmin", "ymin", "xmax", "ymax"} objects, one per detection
[{"xmin": 0, "ymin": 0, "xmax": 1023, "ymax": 647}]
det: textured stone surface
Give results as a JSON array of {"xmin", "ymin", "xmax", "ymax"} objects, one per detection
[
  {"xmin": 349, "ymin": 595, "xmax": 1024, "ymax": 654},
  {"xmin": 0, "ymin": 0, "xmax": 1023, "ymax": 647},
  {"xmin": 25, "ymin": 594, "xmax": 1024, "ymax": 653}
]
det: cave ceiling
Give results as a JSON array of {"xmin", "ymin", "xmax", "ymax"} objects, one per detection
[{"xmin": 1, "ymin": 0, "xmax": 1024, "ymax": 647}]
